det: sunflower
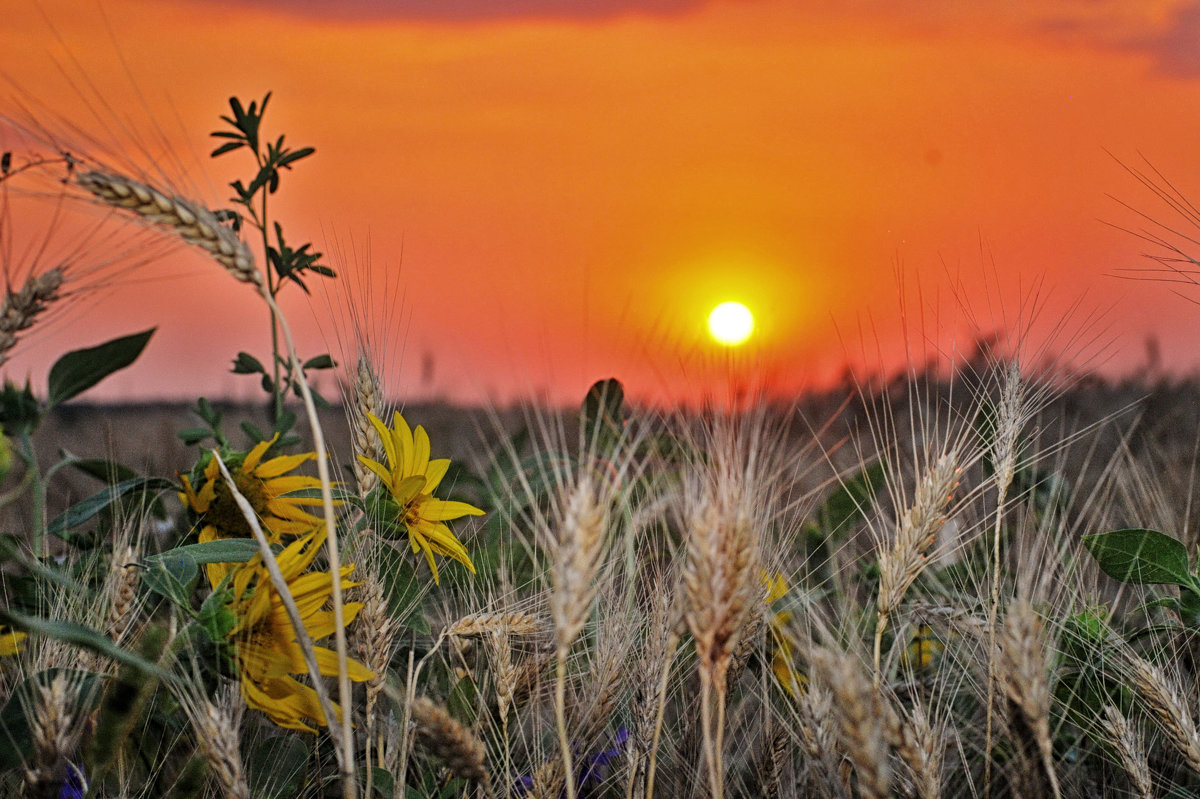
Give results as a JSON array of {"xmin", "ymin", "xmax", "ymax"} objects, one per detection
[
  {"xmin": 0, "ymin": 624, "xmax": 25, "ymax": 657},
  {"xmin": 219, "ymin": 529, "xmax": 373, "ymax": 732},
  {"xmin": 181, "ymin": 434, "xmax": 327, "ymax": 584},
  {"xmin": 763, "ymin": 570, "xmax": 806, "ymax": 697},
  {"xmin": 358, "ymin": 411, "xmax": 484, "ymax": 584}
]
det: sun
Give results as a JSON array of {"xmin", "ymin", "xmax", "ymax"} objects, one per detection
[{"xmin": 707, "ymin": 301, "xmax": 755, "ymax": 346}]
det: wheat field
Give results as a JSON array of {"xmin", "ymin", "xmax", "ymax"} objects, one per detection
[{"xmin": 3, "ymin": 88, "xmax": 1200, "ymax": 799}]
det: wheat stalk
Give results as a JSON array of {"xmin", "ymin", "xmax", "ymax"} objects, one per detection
[
  {"xmin": 76, "ymin": 170, "xmax": 262, "ymax": 287},
  {"xmin": 984, "ymin": 361, "xmax": 1025, "ymax": 797},
  {"xmin": 874, "ymin": 452, "xmax": 959, "ymax": 677},
  {"xmin": 548, "ymin": 475, "xmax": 610, "ymax": 799}
]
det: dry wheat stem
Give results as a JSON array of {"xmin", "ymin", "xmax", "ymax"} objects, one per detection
[
  {"xmin": 984, "ymin": 361, "xmax": 1024, "ymax": 799},
  {"xmin": 211, "ymin": 452, "xmax": 349, "ymax": 775},
  {"xmin": 410, "ymin": 696, "xmax": 493, "ymax": 797},
  {"xmin": 874, "ymin": 452, "xmax": 959, "ymax": 678},
  {"xmin": 76, "ymin": 169, "xmax": 262, "ymax": 288},
  {"xmin": 1101, "ymin": 705, "xmax": 1153, "ymax": 799},
  {"xmin": 0, "ymin": 268, "xmax": 63, "ymax": 367},
  {"xmin": 549, "ymin": 476, "xmax": 609, "ymax": 799},
  {"xmin": 260, "ymin": 290, "xmax": 356, "ymax": 798}
]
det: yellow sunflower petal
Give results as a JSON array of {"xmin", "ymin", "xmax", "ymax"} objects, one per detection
[
  {"xmin": 0, "ymin": 628, "xmax": 26, "ymax": 657},
  {"xmin": 368, "ymin": 414, "xmax": 397, "ymax": 473},
  {"xmin": 255, "ymin": 451, "xmax": 316, "ymax": 479},
  {"xmin": 242, "ymin": 435, "xmax": 280, "ymax": 474},
  {"xmin": 266, "ymin": 474, "xmax": 325, "ymax": 494},
  {"xmin": 242, "ymin": 675, "xmax": 330, "ymax": 732},
  {"xmin": 424, "ymin": 459, "xmax": 451, "ymax": 493},
  {"xmin": 358, "ymin": 456, "xmax": 394, "ymax": 492},
  {"xmin": 422, "ymin": 498, "xmax": 485, "ymax": 521},
  {"xmin": 412, "ymin": 425, "xmax": 431, "ymax": 477},
  {"xmin": 391, "ymin": 411, "xmax": 415, "ymax": 476},
  {"xmin": 313, "ymin": 646, "xmax": 375, "ymax": 682}
]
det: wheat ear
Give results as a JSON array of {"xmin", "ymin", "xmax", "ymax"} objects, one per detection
[
  {"xmin": 683, "ymin": 464, "xmax": 757, "ymax": 799},
  {"xmin": 447, "ymin": 612, "xmax": 545, "ymax": 639},
  {"xmin": 1101, "ymin": 705, "xmax": 1153, "ymax": 799},
  {"xmin": 995, "ymin": 600, "xmax": 1060, "ymax": 799},
  {"xmin": 77, "ymin": 170, "xmax": 262, "ymax": 287},
  {"xmin": 23, "ymin": 674, "xmax": 80, "ymax": 799},
  {"xmin": 410, "ymin": 696, "xmax": 493, "ymax": 797},
  {"xmin": 1124, "ymin": 649, "xmax": 1200, "ymax": 774},
  {"xmin": 0, "ymin": 268, "xmax": 64, "ymax": 367},
  {"xmin": 351, "ymin": 353, "xmax": 384, "ymax": 498},
  {"xmin": 188, "ymin": 690, "xmax": 250, "ymax": 799},
  {"xmin": 810, "ymin": 647, "xmax": 890, "ymax": 799},
  {"xmin": 874, "ymin": 452, "xmax": 959, "ymax": 678}
]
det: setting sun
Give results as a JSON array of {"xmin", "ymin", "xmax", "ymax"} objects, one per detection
[{"xmin": 707, "ymin": 301, "xmax": 755, "ymax": 346}]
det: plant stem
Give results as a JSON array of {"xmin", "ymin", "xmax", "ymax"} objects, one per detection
[
  {"xmin": 556, "ymin": 650, "xmax": 577, "ymax": 799},
  {"xmin": 19, "ymin": 434, "xmax": 46, "ymax": 558},
  {"xmin": 262, "ymin": 291, "xmax": 356, "ymax": 799}
]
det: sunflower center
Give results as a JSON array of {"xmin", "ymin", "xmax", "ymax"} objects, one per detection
[{"xmin": 205, "ymin": 470, "xmax": 270, "ymax": 538}]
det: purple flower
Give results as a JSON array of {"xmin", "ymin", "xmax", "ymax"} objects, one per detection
[
  {"xmin": 59, "ymin": 763, "xmax": 86, "ymax": 799},
  {"xmin": 514, "ymin": 727, "xmax": 629, "ymax": 797}
]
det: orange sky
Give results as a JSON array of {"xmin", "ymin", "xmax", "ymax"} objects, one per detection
[{"xmin": 3, "ymin": 0, "xmax": 1200, "ymax": 405}]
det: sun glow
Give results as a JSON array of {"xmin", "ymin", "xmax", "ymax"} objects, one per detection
[{"xmin": 707, "ymin": 301, "xmax": 755, "ymax": 346}]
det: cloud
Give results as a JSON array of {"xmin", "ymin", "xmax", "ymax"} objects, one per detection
[
  {"xmin": 222, "ymin": 0, "xmax": 710, "ymax": 23},
  {"xmin": 1029, "ymin": 1, "xmax": 1200, "ymax": 79},
  {"xmin": 1132, "ymin": 1, "xmax": 1200, "ymax": 77}
]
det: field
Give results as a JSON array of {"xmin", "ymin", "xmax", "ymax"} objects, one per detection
[{"xmin": 6, "ymin": 85, "xmax": 1200, "ymax": 799}]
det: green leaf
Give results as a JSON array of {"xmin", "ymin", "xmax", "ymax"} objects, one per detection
[
  {"xmin": 210, "ymin": 140, "xmax": 244, "ymax": 157},
  {"xmin": 0, "ymin": 609, "xmax": 177, "ymax": 683},
  {"xmin": 141, "ymin": 552, "xmax": 197, "ymax": 607},
  {"xmin": 47, "ymin": 328, "xmax": 155, "ymax": 406},
  {"xmin": 805, "ymin": 461, "xmax": 886, "ymax": 543},
  {"xmin": 248, "ymin": 733, "xmax": 309, "ymax": 799},
  {"xmin": 67, "ymin": 456, "xmax": 168, "ymax": 518},
  {"xmin": 232, "ymin": 351, "xmax": 266, "ymax": 375},
  {"xmin": 241, "ymin": 421, "xmax": 268, "ymax": 444},
  {"xmin": 149, "ymin": 538, "xmax": 264, "ymax": 567},
  {"xmin": 45, "ymin": 477, "xmax": 176, "ymax": 539},
  {"xmin": 302, "ymin": 354, "xmax": 335, "ymax": 370},
  {"xmin": 68, "ymin": 456, "xmax": 140, "ymax": 484},
  {"xmin": 1083, "ymin": 528, "xmax": 1192, "ymax": 586},
  {"xmin": 178, "ymin": 427, "xmax": 213, "ymax": 446}
]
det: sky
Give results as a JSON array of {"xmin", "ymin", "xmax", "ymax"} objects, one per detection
[{"xmin": 3, "ymin": 0, "xmax": 1200, "ymax": 406}]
